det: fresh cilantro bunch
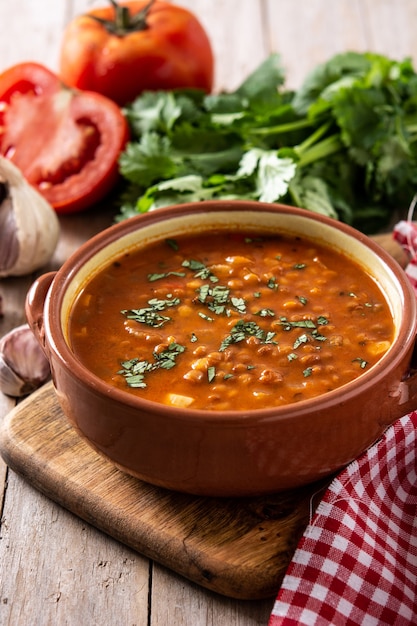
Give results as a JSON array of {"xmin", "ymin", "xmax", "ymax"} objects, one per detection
[{"xmin": 117, "ymin": 51, "xmax": 417, "ymax": 233}]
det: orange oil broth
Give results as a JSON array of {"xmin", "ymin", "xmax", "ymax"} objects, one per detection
[{"xmin": 68, "ymin": 230, "xmax": 394, "ymax": 411}]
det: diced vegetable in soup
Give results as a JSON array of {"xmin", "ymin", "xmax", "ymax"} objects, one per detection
[{"xmin": 69, "ymin": 230, "xmax": 394, "ymax": 411}]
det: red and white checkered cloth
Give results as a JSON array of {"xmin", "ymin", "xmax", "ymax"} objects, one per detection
[{"xmin": 268, "ymin": 411, "xmax": 417, "ymax": 626}]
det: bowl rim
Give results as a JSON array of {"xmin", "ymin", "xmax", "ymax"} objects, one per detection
[{"xmin": 43, "ymin": 200, "xmax": 417, "ymax": 424}]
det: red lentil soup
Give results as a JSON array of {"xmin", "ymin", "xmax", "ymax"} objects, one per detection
[{"xmin": 68, "ymin": 230, "xmax": 395, "ymax": 411}]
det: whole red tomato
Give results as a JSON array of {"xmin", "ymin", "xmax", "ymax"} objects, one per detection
[
  {"xmin": 0, "ymin": 62, "xmax": 129, "ymax": 214},
  {"xmin": 59, "ymin": 0, "xmax": 214, "ymax": 106}
]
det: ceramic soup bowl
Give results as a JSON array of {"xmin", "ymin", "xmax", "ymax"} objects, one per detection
[{"xmin": 26, "ymin": 201, "xmax": 417, "ymax": 496}]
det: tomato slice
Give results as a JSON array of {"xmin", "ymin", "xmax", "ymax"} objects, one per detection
[
  {"xmin": 0, "ymin": 62, "xmax": 129, "ymax": 214},
  {"xmin": 0, "ymin": 62, "xmax": 60, "ymax": 102}
]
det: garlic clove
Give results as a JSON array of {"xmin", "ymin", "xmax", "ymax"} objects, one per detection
[
  {"xmin": 0, "ymin": 324, "xmax": 51, "ymax": 397},
  {"xmin": 0, "ymin": 156, "xmax": 60, "ymax": 277},
  {"xmin": 0, "ymin": 182, "xmax": 19, "ymax": 272}
]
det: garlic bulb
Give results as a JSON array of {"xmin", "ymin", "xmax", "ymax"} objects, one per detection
[
  {"xmin": 0, "ymin": 324, "xmax": 51, "ymax": 397},
  {"xmin": 0, "ymin": 156, "xmax": 60, "ymax": 277}
]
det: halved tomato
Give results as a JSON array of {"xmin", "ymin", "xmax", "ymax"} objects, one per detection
[{"xmin": 0, "ymin": 62, "xmax": 130, "ymax": 214}]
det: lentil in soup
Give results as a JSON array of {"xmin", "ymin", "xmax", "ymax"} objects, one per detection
[{"xmin": 69, "ymin": 230, "xmax": 394, "ymax": 411}]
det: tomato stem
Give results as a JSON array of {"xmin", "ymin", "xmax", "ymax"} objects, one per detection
[{"xmin": 89, "ymin": 0, "xmax": 156, "ymax": 36}]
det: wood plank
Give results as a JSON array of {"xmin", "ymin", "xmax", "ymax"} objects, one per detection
[
  {"xmin": 265, "ymin": 0, "xmax": 366, "ymax": 88},
  {"xmin": 0, "ymin": 471, "xmax": 150, "ymax": 625},
  {"xmin": 265, "ymin": 0, "xmax": 417, "ymax": 90},
  {"xmin": 360, "ymin": 0, "xmax": 417, "ymax": 64},
  {"xmin": 0, "ymin": 0, "xmax": 66, "ymax": 71},
  {"xmin": 173, "ymin": 0, "xmax": 268, "ymax": 92},
  {"xmin": 150, "ymin": 564, "xmax": 274, "ymax": 625}
]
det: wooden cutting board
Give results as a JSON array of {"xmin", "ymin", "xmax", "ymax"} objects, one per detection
[{"xmin": 0, "ymin": 381, "xmax": 330, "ymax": 600}]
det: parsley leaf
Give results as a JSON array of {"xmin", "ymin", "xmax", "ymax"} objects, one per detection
[{"xmin": 118, "ymin": 343, "xmax": 186, "ymax": 388}]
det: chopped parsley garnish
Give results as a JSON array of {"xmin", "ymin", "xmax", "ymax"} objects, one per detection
[
  {"xmin": 182, "ymin": 258, "xmax": 218, "ymax": 282},
  {"xmin": 317, "ymin": 315, "xmax": 329, "ymax": 325},
  {"xmin": 219, "ymin": 320, "xmax": 277, "ymax": 351},
  {"xmin": 199, "ymin": 312, "xmax": 214, "ymax": 321},
  {"xmin": 353, "ymin": 357, "xmax": 368, "ymax": 369},
  {"xmin": 155, "ymin": 342, "xmax": 186, "ymax": 369},
  {"xmin": 279, "ymin": 317, "xmax": 316, "ymax": 331},
  {"xmin": 166, "ymin": 238, "xmax": 179, "ymax": 251},
  {"xmin": 207, "ymin": 366, "xmax": 216, "ymax": 383},
  {"xmin": 255, "ymin": 308, "xmax": 275, "ymax": 317},
  {"xmin": 118, "ymin": 342, "xmax": 186, "ymax": 388},
  {"xmin": 311, "ymin": 329, "xmax": 327, "ymax": 342},
  {"xmin": 197, "ymin": 283, "xmax": 229, "ymax": 313},
  {"xmin": 293, "ymin": 333, "xmax": 309, "ymax": 349},
  {"xmin": 147, "ymin": 297, "xmax": 180, "ymax": 310},
  {"xmin": 122, "ymin": 296, "xmax": 180, "ymax": 328},
  {"xmin": 196, "ymin": 284, "xmax": 246, "ymax": 315},
  {"xmin": 231, "ymin": 296, "xmax": 246, "ymax": 314},
  {"xmin": 278, "ymin": 316, "xmax": 329, "ymax": 349},
  {"xmin": 117, "ymin": 359, "xmax": 153, "ymax": 388},
  {"xmin": 148, "ymin": 270, "xmax": 186, "ymax": 282}
]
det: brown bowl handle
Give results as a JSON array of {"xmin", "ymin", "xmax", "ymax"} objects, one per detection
[{"xmin": 25, "ymin": 272, "xmax": 56, "ymax": 355}]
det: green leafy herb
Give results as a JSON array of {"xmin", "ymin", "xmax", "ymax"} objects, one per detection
[
  {"xmin": 207, "ymin": 366, "xmax": 216, "ymax": 383},
  {"xmin": 231, "ymin": 296, "xmax": 247, "ymax": 314},
  {"xmin": 166, "ymin": 238, "xmax": 179, "ymax": 251},
  {"xmin": 255, "ymin": 308, "xmax": 275, "ymax": 317},
  {"xmin": 117, "ymin": 358, "xmax": 153, "ymax": 388},
  {"xmin": 117, "ymin": 51, "xmax": 417, "ymax": 233},
  {"xmin": 293, "ymin": 263, "xmax": 307, "ymax": 270},
  {"xmin": 148, "ymin": 270, "xmax": 186, "ymax": 282},
  {"xmin": 278, "ymin": 316, "xmax": 329, "ymax": 348},
  {"xmin": 219, "ymin": 320, "xmax": 277, "ymax": 351},
  {"xmin": 353, "ymin": 357, "xmax": 368, "ymax": 369},
  {"xmin": 279, "ymin": 317, "xmax": 316, "ymax": 331},
  {"xmin": 198, "ymin": 284, "xmax": 229, "ymax": 313},
  {"xmin": 155, "ymin": 342, "xmax": 186, "ymax": 369},
  {"xmin": 199, "ymin": 312, "xmax": 214, "ymax": 322},
  {"xmin": 311, "ymin": 329, "xmax": 327, "ymax": 342},
  {"xmin": 182, "ymin": 258, "xmax": 218, "ymax": 282},
  {"xmin": 122, "ymin": 295, "xmax": 180, "ymax": 327},
  {"xmin": 118, "ymin": 342, "xmax": 186, "ymax": 388},
  {"xmin": 293, "ymin": 333, "xmax": 309, "ymax": 349}
]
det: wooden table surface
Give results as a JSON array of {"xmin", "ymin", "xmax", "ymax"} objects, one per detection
[{"xmin": 1, "ymin": 1, "xmax": 416, "ymax": 624}]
